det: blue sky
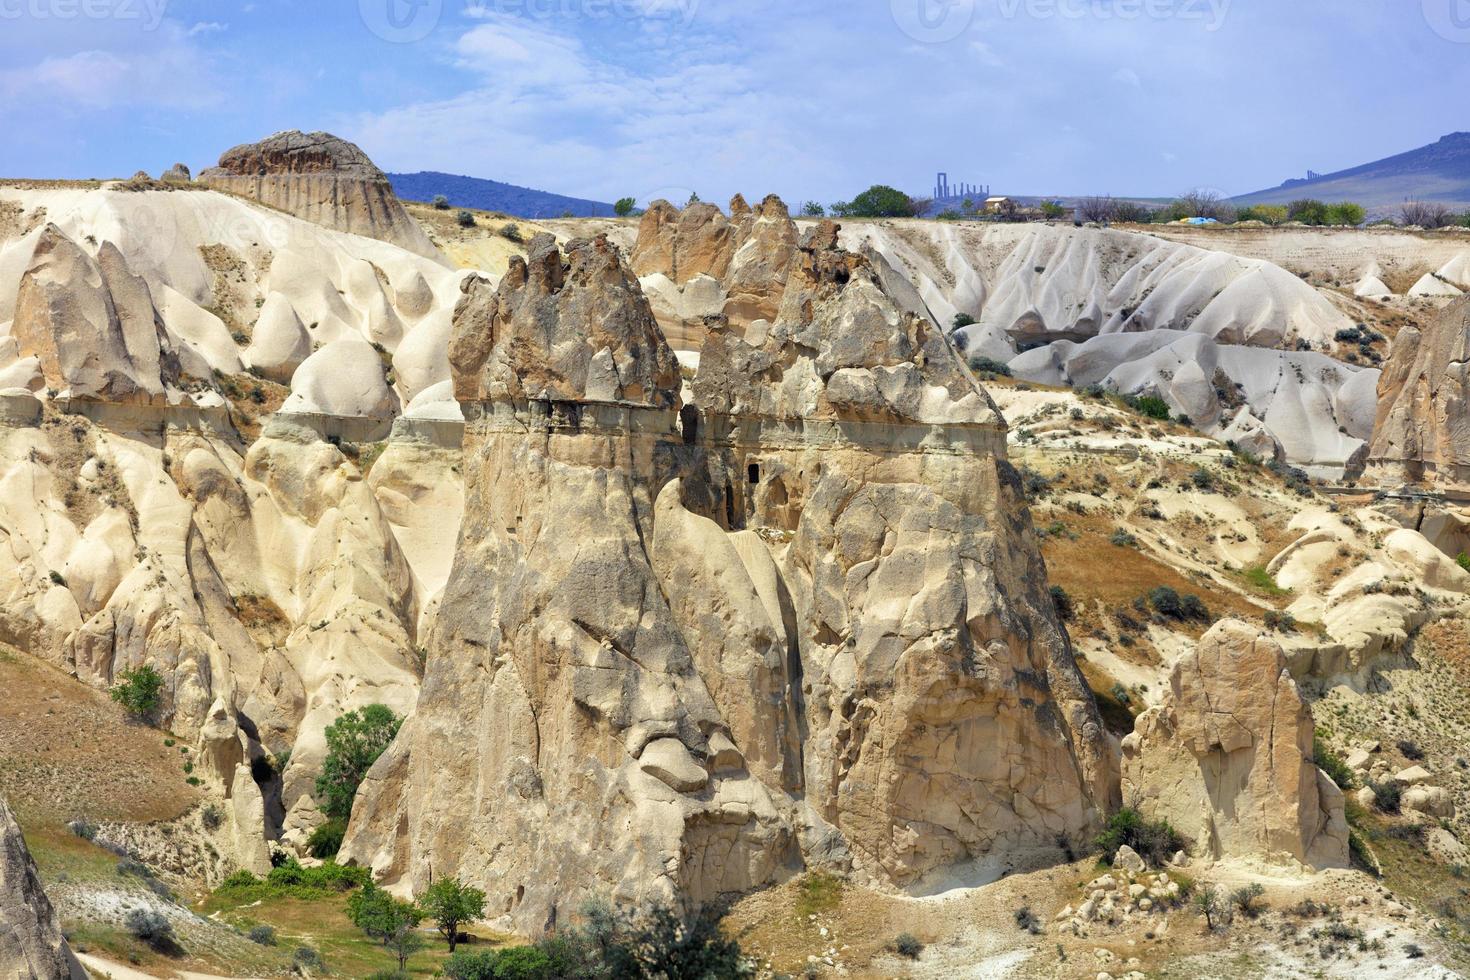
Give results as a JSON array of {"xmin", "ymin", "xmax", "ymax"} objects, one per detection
[{"xmin": 2, "ymin": 0, "xmax": 1467, "ymax": 206}]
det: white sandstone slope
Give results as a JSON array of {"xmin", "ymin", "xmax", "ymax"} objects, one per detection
[
  {"xmin": 0, "ymin": 184, "xmax": 469, "ymax": 416},
  {"xmin": 838, "ymin": 221, "xmax": 1354, "ymax": 358}
]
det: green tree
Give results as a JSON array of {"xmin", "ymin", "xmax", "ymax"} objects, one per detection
[
  {"xmin": 110, "ymin": 664, "xmax": 165, "ymax": 724},
  {"xmin": 842, "ymin": 184, "xmax": 918, "ymax": 218},
  {"xmin": 1040, "ymin": 200, "xmax": 1066, "ymax": 219},
  {"xmin": 800, "ymin": 201, "xmax": 826, "ymax": 217},
  {"xmin": 1324, "ymin": 202, "xmax": 1365, "ymax": 226},
  {"xmin": 348, "ymin": 881, "xmax": 424, "ymax": 971},
  {"xmin": 419, "ymin": 876, "xmax": 486, "ymax": 953},
  {"xmin": 1288, "ymin": 199, "xmax": 1330, "ymax": 225},
  {"xmin": 315, "ymin": 705, "xmax": 402, "ymax": 822},
  {"xmin": 432, "ymin": 195, "xmax": 450, "ymax": 210},
  {"xmin": 614, "ymin": 197, "xmax": 637, "ymax": 217}
]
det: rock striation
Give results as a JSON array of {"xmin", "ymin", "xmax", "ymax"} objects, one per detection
[
  {"xmin": 200, "ymin": 131, "xmax": 441, "ymax": 261},
  {"xmin": 1121, "ymin": 620, "xmax": 1349, "ymax": 869},
  {"xmin": 343, "ymin": 206, "xmax": 1116, "ymax": 929},
  {"xmin": 1, "ymin": 796, "xmax": 85, "ymax": 980},
  {"xmin": 1366, "ymin": 295, "xmax": 1470, "ymax": 489}
]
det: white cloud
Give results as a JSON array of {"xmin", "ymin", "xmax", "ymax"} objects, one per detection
[
  {"xmin": 188, "ymin": 22, "xmax": 228, "ymax": 36},
  {"xmin": 1111, "ymin": 67, "xmax": 1142, "ymax": 88},
  {"xmin": 969, "ymin": 39, "xmax": 1004, "ymax": 67}
]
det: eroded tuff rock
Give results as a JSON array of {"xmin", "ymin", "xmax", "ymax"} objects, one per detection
[
  {"xmin": 630, "ymin": 195, "xmax": 798, "ymax": 345},
  {"xmin": 1122, "ymin": 620, "xmax": 1349, "ymax": 869},
  {"xmin": 449, "ymin": 233, "xmax": 679, "ymax": 406},
  {"xmin": 1, "ymin": 796, "xmax": 85, "ymax": 980},
  {"xmin": 200, "ymin": 131, "xmax": 441, "ymax": 261},
  {"xmin": 12, "ymin": 226, "xmax": 174, "ymax": 404},
  {"xmin": 344, "ymin": 215, "xmax": 1115, "ymax": 929},
  {"xmin": 1367, "ymin": 295, "xmax": 1470, "ymax": 489}
]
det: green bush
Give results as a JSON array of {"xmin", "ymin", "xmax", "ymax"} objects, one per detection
[
  {"xmin": 125, "ymin": 908, "xmax": 174, "ymax": 949},
  {"xmin": 895, "ymin": 933, "xmax": 924, "ymax": 959},
  {"xmin": 1125, "ymin": 395, "xmax": 1171, "ymax": 420},
  {"xmin": 444, "ymin": 946, "xmax": 555, "ymax": 980},
  {"xmin": 214, "ymin": 859, "xmax": 368, "ymax": 902},
  {"xmin": 1148, "ymin": 586, "xmax": 1209, "ymax": 622},
  {"xmin": 1288, "ymin": 199, "xmax": 1330, "ymax": 225},
  {"xmin": 952, "ymin": 312, "xmax": 977, "ymax": 330},
  {"xmin": 1324, "ymin": 202, "xmax": 1366, "ymax": 226},
  {"xmin": 834, "ymin": 185, "xmax": 918, "ymax": 218},
  {"xmin": 110, "ymin": 664, "xmax": 165, "ymax": 724},
  {"xmin": 1095, "ymin": 807, "xmax": 1185, "ymax": 868},
  {"xmin": 456, "ymin": 210, "xmax": 477, "ymax": 228},
  {"xmin": 1230, "ymin": 883, "xmax": 1266, "ymax": 918},
  {"xmin": 432, "ymin": 195, "xmax": 450, "ymax": 210},
  {"xmin": 1367, "ymin": 778, "xmax": 1402, "ymax": 813},
  {"xmin": 1050, "ymin": 586, "xmax": 1075, "ymax": 622},
  {"xmin": 247, "ymin": 924, "xmax": 276, "ymax": 946},
  {"xmin": 306, "ymin": 819, "xmax": 347, "ymax": 859},
  {"xmin": 968, "ymin": 356, "xmax": 1012, "ymax": 378},
  {"xmin": 1314, "ymin": 740, "xmax": 1354, "ymax": 789},
  {"xmin": 316, "ymin": 704, "xmax": 402, "ymax": 822},
  {"xmin": 1457, "ymin": 552, "xmax": 1470, "ymax": 572},
  {"xmin": 1237, "ymin": 205, "xmax": 1288, "ymax": 225}
]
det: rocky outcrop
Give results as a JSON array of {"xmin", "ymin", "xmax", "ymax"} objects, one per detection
[
  {"xmin": 200, "ymin": 131, "xmax": 441, "ymax": 261},
  {"xmin": 630, "ymin": 195, "xmax": 798, "ymax": 345},
  {"xmin": 343, "ymin": 219, "xmax": 1114, "ymax": 929},
  {"xmin": 1121, "ymin": 620, "xmax": 1349, "ymax": 869},
  {"xmin": 11, "ymin": 226, "xmax": 173, "ymax": 404},
  {"xmin": 449, "ymin": 233, "xmax": 679, "ymax": 406},
  {"xmin": 1, "ymin": 796, "xmax": 85, "ymax": 980},
  {"xmin": 1366, "ymin": 295, "xmax": 1470, "ymax": 489}
]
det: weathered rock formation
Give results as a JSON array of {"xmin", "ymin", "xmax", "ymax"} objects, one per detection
[
  {"xmin": 1366, "ymin": 295, "xmax": 1470, "ymax": 489},
  {"xmin": 630, "ymin": 194, "xmax": 797, "ymax": 346},
  {"xmin": 200, "ymin": 131, "xmax": 441, "ymax": 261},
  {"xmin": 12, "ymin": 226, "xmax": 174, "ymax": 404},
  {"xmin": 1121, "ymin": 620, "xmax": 1349, "ymax": 869},
  {"xmin": 1, "ymin": 796, "xmax": 85, "ymax": 980},
  {"xmin": 343, "ymin": 210, "xmax": 1115, "ymax": 929}
]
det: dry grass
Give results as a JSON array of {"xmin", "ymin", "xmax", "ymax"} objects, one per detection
[{"xmin": 0, "ymin": 644, "xmax": 200, "ymax": 826}]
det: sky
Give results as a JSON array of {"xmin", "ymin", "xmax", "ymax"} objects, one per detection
[{"xmin": 1, "ymin": 0, "xmax": 1468, "ymax": 206}]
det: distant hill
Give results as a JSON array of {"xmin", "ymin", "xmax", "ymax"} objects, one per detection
[
  {"xmin": 1234, "ymin": 132, "xmax": 1470, "ymax": 213},
  {"xmin": 387, "ymin": 171, "xmax": 616, "ymax": 219}
]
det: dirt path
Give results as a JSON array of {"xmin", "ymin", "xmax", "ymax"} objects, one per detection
[{"xmin": 76, "ymin": 952, "xmax": 266, "ymax": 980}]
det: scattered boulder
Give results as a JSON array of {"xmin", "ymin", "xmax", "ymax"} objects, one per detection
[
  {"xmin": 1403, "ymin": 785, "xmax": 1453, "ymax": 819},
  {"xmin": 1122, "ymin": 620, "xmax": 1349, "ymax": 869},
  {"xmin": 160, "ymin": 162, "xmax": 192, "ymax": 183}
]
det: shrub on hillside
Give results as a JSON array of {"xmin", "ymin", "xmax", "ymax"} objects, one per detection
[
  {"xmin": 1148, "ymin": 586, "xmax": 1209, "ymax": 622},
  {"xmin": 1095, "ymin": 807, "xmax": 1185, "ymax": 868},
  {"xmin": 1401, "ymin": 201, "xmax": 1455, "ymax": 228},
  {"xmin": 125, "ymin": 908, "xmax": 174, "ymax": 949},
  {"xmin": 432, "ymin": 195, "xmax": 450, "ymax": 210},
  {"xmin": 456, "ymin": 210, "xmax": 477, "ymax": 228},
  {"xmin": 306, "ymin": 819, "xmax": 346, "ymax": 859},
  {"xmin": 968, "ymin": 356, "xmax": 1012, "ymax": 378},
  {"xmin": 895, "ymin": 933, "xmax": 924, "ymax": 959},
  {"xmin": 1050, "ymin": 586, "xmax": 1075, "ymax": 622},
  {"xmin": 110, "ymin": 664, "xmax": 165, "ymax": 724}
]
